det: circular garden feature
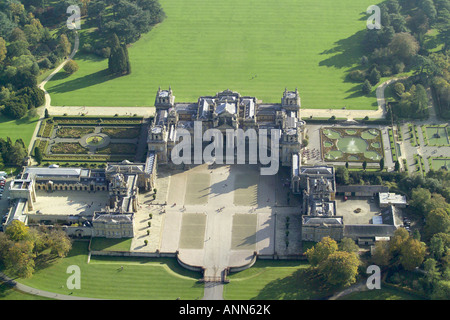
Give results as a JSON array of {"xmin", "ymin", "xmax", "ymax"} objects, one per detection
[
  {"xmin": 80, "ymin": 133, "xmax": 111, "ymax": 149},
  {"xmin": 321, "ymin": 127, "xmax": 384, "ymax": 162},
  {"xmin": 86, "ymin": 135, "xmax": 106, "ymax": 146}
]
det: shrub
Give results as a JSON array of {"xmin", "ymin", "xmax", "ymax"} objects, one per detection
[
  {"xmin": 394, "ymin": 82, "xmax": 405, "ymax": 97},
  {"xmin": 368, "ymin": 68, "xmax": 381, "ymax": 85},
  {"xmin": 362, "ymin": 80, "xmax": 373, "ymax": 95},
  {"xmin": 100, "ymin": 47, "xmax": 111, "ymax": 59},
  {"xmin": 63, "ymin": 60, "xmax": 79, "ymax": 74},
  {"xmin": 393, "ymin": 61, "xmax": 405, "ymax": 74},
  {"xmin": 38, "ymin": 57, "xmax": 52, "ymax": 69},
  {"xmin": 348, "ymin": 70, "xmax": 366, "ymax": 82},
  {"xmin": 82, "ymin": 43, "xmax": 93, "ymax": 53}
]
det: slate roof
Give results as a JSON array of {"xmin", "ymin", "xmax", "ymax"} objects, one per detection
[{"xmin": 344, "ymin": 225, "xmax": 396, "ymax": 238}]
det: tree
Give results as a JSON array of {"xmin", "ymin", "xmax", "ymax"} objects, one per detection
[
  {"xmin": 4, "ymin": 240, "xmax": 35, "ymax": 278},
  {"xmin": 59, "ymin": 34, "xmax": 71, "ymax": 57},
  {"xmin": 336, "ymin": 167, "xmax": 350, "ymax": 185},
  {"xmin": 423, "ymin": 258, "xmax": 441, "ymax": 286},
  {"xmin": 425, "ymin": 208, "xmax": 450, "ymax": 239},
  {"xmin": 8, "ymin": 140, "xmax": 27, "ymax": 166},
  {"xmin": 399, "ymin": 238, "xmax": 427, "ymax": 271},
  {"xmin": 108, "ymin": 33, "xmax": 128, "ymax": 75},
  {"xmin": 431, "ymin": 280, "xmax": 450, "ymax": 300},
  {"xmin": 420, "ymin": 0, "xmax": 438, "ymax": 22},
  {"xmin": 393, "ymin": 82, "xmax": 405, "ymax": 97},
  {"xmin": 306, "ymin": 236, "xmax": 338, "ymax": 267},
  {"xmin": 47, "ymin": 229, "xmax": 72, "ymax": 258},
  {"xmin": 389, "ymin": 228, "xmax": 410, "ymax": 257},
  {"xmin": 430, "ymin": 234, "xmax": 446, "ymax": 260},
  {"xmin": 44, "ymin": 108, "xmax": 49, "ymax": 119},
  {"xmin": 379, "ymin": 157, "xmax": 385, "ymax": 171},
  {"xmin": 394, "ymin": 160, "xmax": 400, "ymax": 172},
  {"xmin": 318, "ymin": 251, "xmax": 360, "ymax": 287},
  {"xmin": 338, "ymin": 237, "xmax": 359, "ymax": 253},
  {"xmin": 362, "ymin": 80, "xmax": 372, "ymax": 95},
  {"xmin": 371, "ymin": 241, "xmax": 392, "ymax": 266},
  {"xmin": 410, "ymin": 188, "xmax": 432, "ymax": 215},
  {"xmin": 0, "ymin": 36, "xmax": 6, "ymax": 62},
  {"xmin": 63, "ymin": 60, "xmax": 79, "ymax": 74},
  {"xmin": 3, "ymin": 98, "xmax": 27, "ymax": 119},
  {"xmin": 7, "ymin": 40, "xmax": 31, "ymax": 58},
  {"xmin": 386, "ymin": 0, "xmax": 401, "ymax": 14},
  {"xmin": 368, "ymin": 68, "xmax": 381, "ymax": 86},
  {"xmin": 362, "ymin": 160, "xmax": 367, "ymax": 171},
  {"xmin": 389, "ymin": 32, "xmax": 419, "ymax": 62},
  {"xmin": 34, "ymin": 146, "xmax": 42, "ymax": 164},
  {"xmin": 0, "ymin": 12, "xmax": 17, "ymax": 39},
  {"xmin": 0, "ymin": 233, "xmax": 13, "ymax": 261},
  {"xmin": 5, "ymin": 220, "xmax": 29, "ymax": 242}
]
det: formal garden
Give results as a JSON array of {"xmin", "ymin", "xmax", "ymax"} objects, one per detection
[
  {"xmin": 33, "ymin": 116, "xmax": 145, "ymax": 165},
  {"xmin": 423, "ymin": 125, "xmax": 450, "ymax": 146},
  {"xmin": 429, "ymin": 158, "xmax": 450, "ymax": 171},
  {"xmin": 321, "ymin": 127, "xmax": 384, "ymax": 163}
]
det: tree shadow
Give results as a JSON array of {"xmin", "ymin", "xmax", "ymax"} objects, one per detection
[
  {"xmin": 249, "ymin": 268, "xmax": 337, "ymax": 300},
  {"xmin": 318, "ymin": 30, "xmax": 366, "ymax": 70},
  {"xmin": 34, "ymin": 253, "xmax": 59, "ymax": 271},
  {"xmin": 48, "ymin": 69, "xmax": 115, "ymax": 95}
]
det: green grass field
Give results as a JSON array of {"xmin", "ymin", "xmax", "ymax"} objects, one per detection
[
  {"xmin": 0, "ymin": 115, "xmax": 39, "ymax": 147},
  {"xmin": 431, "ymin": 158, "xmax": 450, "ymax": 171},
  {"xmin": 223, "ymin": 260, "xmax": 336, "ymax": 300},
  {"xmin": 14, "ymin": 241, "xmax": 204, "ymax": 300},
  {"xmin": 89, "ymin": 238, "xmax": 132, "ymax": 251},
  {"xmin": 44, "ymin": 0, "xmax": 377, "ymax": 109},
  {"xmin": 0, "ymin": 283, "xmax": 52, "ymax": 300}
]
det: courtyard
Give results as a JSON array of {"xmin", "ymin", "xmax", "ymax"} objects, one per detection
[
  {"xmin": 137, "ymin": 163, "xmax": 304, "ymax": 280},
  {"xmin": 30, "ymin": 190, "xmax": 109, "ymax": 219}
]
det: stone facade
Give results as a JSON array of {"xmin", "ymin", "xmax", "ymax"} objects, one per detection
[
  {"xmin": 5, "ymin": 159, "xmax": 156, "ymax": 239},
  {"xmin": 148, "ymin": 88, "xmax": 306, "ymax": 166}
]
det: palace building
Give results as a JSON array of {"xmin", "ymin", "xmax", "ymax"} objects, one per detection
[{"xmin": 147, "ymin": 88, "xmax": 306, "ymax": 167}]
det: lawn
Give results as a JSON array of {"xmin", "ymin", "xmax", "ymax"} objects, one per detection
[
  {"xmin": 89, "ymin": 237, "xmax": 132, "ymax": 251},
  {"xmin": 0, "ymin": 115, "xmax": 39, "ymax": 149},
  {"xmin": 14, "ymin": 241, "xmax": 204, "ymax": 300},
  {"xmin": 430, "ymin": 158, "xmax": 450, "ymax": 171},
  {"xmin": 223, "ymin": 260, "xmax": 335, "ymax": 300},
  {"xmin": 0, "ymin": 283, "xmax": 52, "ymax": 300},
  {"xmin": 425, "ymin": 126, "xmax": 450, "ymax": 146},
  {"xmin": 44, "ymin": 0, "xmax": 377, "ymax": 109}
]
